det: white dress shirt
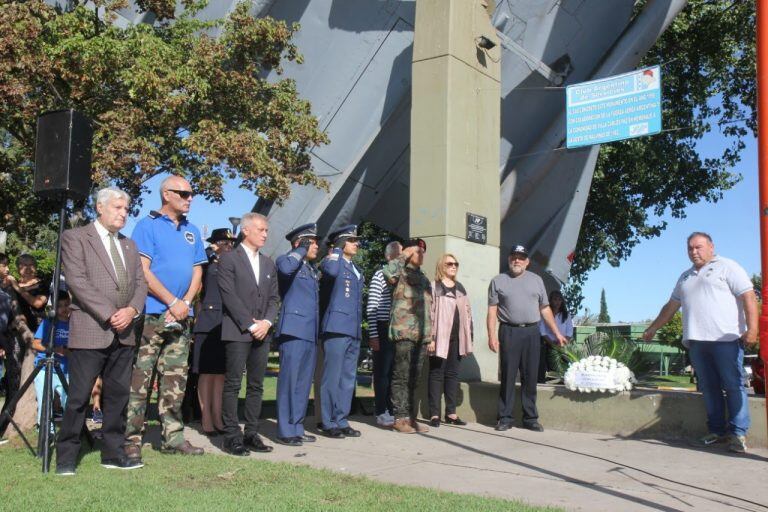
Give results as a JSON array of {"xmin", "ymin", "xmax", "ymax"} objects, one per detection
[
  {"xmin": 241, "ymin": 243, "xmax": 271, "ymax": 331},
  {"xmin": 241, "ymin": 243, "xmax": 261, "ymax": 286},
  {"xmin": 94, "ymin": 219, "xmax": 125, "ymax": 275}
]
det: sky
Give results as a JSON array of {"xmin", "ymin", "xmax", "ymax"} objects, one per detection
[{"xmin": 125, "ymin": 129, "xmax": 760, "ymax": 325}]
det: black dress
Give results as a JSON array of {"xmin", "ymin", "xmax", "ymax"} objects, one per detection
[{"xmin": 192, "ymin": 259, "xmax": 226, "ymax": 375}]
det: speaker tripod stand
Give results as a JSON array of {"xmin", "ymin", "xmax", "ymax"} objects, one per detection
[{"xmin": 0, "ymin": 197, "xmax": 92, "ymax": 472}]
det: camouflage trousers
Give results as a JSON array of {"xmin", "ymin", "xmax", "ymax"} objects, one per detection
[
  {"xmin": 391, "ymin": 340, "xmax": 425, "ymax": 419},
  {"xmin": 125, "ymin": 315, "xmax": 191, "ymax": 449}
]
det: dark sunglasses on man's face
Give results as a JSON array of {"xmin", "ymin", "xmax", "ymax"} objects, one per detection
[
  {"xmin": 445, "ymin": 261, "xmax": 459, "ymax": 268},
  {"xmin": 168, "ymin": 189, "xmax": 193, "ymax": 199}
]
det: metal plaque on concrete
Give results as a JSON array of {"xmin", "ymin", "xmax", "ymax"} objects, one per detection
[
  {"xmin": 566, "ymin": 65, "xmax": 662, "ymax": 148},
  {"xmin": 466, "ymin": 213, "xmax": 487, "ymax": 245}
]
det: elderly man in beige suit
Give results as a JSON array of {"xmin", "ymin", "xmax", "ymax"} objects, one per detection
[{"xmin": 55, "ymin": 187, "xmax": 148, "ymax": 476}]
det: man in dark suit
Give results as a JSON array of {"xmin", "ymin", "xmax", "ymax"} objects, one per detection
[
  {"xmin": 217, "ymin": 213, "xmax": 279, "ymax": 456},
  {"xmin": 56, "ymin": 187, "xmax": 148, "ymax": 475},
  {"xmin": 275, "ymin": 223, "xmax": 320, "ymax": 446},
  {"xmin": 318, "ymin": 225, "xmax": 365, "ymax": 438}
]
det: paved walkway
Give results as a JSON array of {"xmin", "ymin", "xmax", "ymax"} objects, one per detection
[{"xmin": 174, "ymin": 416, "xmax": 768, "ymax": 512}]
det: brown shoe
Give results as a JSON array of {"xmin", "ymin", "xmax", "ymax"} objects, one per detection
[
  {"xmin": 161, "ymin": 440, "xmax": 204, "ymax": 456},
  {"xmin": 392, "ymin": 418, "xmax": 416, "ymax": 434},
  {"xmin": 124, "ymin": 442, "xmax": 142, "ymax": 462},
  {"xmin": 411, "ymin": 419, "xmax": 430, "ymax": 433}
]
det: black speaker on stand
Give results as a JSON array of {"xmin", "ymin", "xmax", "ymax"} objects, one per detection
[{"xmin": 0, "ymin": 109, "xmax": 94, "ymax": 473}]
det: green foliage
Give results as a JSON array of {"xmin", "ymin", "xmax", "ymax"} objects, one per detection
[
  {"xmin": 550, "ymin": 331, "xmax": 653, "ymax": 379},
  {"xmin": 598, "ymin": 288, "xmax": 611, "ymax": 323},
  {"xmin": 656, "ymin": 311, "xmax": 684, "ymax": 351},
  {"xmin": 568, "ymin": 0, "xmax": 755, "ymax": 311},
  {"xmin": 0, "ymin": 0, "xmax": 328, "ymax": 241}
]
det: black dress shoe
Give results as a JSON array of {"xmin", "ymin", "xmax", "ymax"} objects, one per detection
[
  {"xmin": 101, "ymin": 457, "xmax": 144, "ymax": 470},
  {"xmin": 429, "ymin": 417, "xmax": 441, "ymax": 428},
  {"xmin": 340, "ymin": 427, "xmax": 361, "ymax": 438},
  {"xmin": 323, "ymin": 428, "xmax": 345, "ymax": 438},
  {"xmin": 299, "ymin": 434, "xmax": 316, "ymax": 443},
  {"xmin": 56, "ymin": 464, "xmax": 76, "ymax": 476},
  {"xmin": 523, "ymin": 421, "xmax": 544, "ymax": 432},
  {"xmin": 495, "ymin": 421, "xmax": 512, "ymax": 431},
  {"xmin": 243, "ymin": 434, "xmax": 273, "ymax": 453},
  {"xmin": 275, "ymin": 436, "xmax": 303, "ymax": 447},
  {"xmin": 444, "ymin": 416, "xmax": 467, "ymax": 426},
  {"xmin": 224, "ymin": 440, "xmax": 251, "ymax": 456}
]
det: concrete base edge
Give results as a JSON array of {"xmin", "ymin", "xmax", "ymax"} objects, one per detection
[{"xmin": 417, "ymin": 381, "xmax": 768, "ymax": 448}]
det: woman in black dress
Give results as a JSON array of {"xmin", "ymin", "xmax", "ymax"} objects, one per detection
[{"xmin": 193, "ymin": 229, "xmax": 235, "ymax": 435}]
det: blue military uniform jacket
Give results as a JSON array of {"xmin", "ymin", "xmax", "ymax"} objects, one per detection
[
  {"xmin": 275, "ymin": 246, "xmax": 319, "ymax": 341},
  {"xmin": 319, "ymin": 248, "xmax": 364, "ymax": 340},
  {"xmin": 193, "ymin": 253, "xmax": 224, "ymax": 335}
]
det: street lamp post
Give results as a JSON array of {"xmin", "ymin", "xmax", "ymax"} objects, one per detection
[{"xmin": 756, "ymin": 0, "xmax": 768, "ymax": 440}]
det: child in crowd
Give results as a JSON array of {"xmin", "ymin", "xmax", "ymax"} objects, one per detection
[{"xmin": 31, "ymin": 290, "xmax": 71, "ymax": 431}]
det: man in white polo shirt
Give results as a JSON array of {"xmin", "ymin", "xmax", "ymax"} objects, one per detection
[{"xmin": 643, "ymin": 232, "xmax": 757, "ymax": 453}]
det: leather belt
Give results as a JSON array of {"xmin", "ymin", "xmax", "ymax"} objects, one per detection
[{"xmin": 501, "ymin": 322, "xmax": 537, "ymax": 328}]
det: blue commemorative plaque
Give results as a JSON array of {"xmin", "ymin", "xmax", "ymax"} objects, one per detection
[{"xmin": 566, "ymin": 66, "xmax": 662, "ymax": 149}]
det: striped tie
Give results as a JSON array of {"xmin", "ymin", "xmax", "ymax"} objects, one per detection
[{"xmin": 109, "ymin": 233, "xmax": 130, "ymax": 306}]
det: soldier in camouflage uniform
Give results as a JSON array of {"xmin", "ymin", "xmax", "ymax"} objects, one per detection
[
  {"xmin": 382, "ymin": 238, "xmax": 432, "ymax": 434},
  {"xmin": 126, "ymin": 176, "xmax": 207, "ymax": 458}
]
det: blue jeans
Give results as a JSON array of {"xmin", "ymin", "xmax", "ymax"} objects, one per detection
[
  {"xmin": 688, "ymin": 341, "xmax": 750, "ymax": 436},
  {"xmin": 34, "ymin": 368, "xmax": 68, "ymax": 429}
]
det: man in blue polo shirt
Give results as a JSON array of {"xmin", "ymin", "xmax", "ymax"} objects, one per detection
[{"xmin": 125, "ymin": 175, "xmax": 207, "ymax": 459}]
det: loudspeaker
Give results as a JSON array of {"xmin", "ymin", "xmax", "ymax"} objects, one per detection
[{"xmin": 34, "ymin": 109, "xmax": 93, "ymax": 200}]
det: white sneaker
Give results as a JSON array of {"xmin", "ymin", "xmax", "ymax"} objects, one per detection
[{"xmin": 376, "ymin": 413, "xmax": 394, "ymax": 427}]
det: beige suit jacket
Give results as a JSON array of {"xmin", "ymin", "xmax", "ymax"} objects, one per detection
[{"xmin": 61, "ymin": 222, "xmax": 148, "ymax": 349}]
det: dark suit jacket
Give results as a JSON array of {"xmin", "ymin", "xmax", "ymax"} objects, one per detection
[
  {"xmin": 193, "ymin": 259, "xmax": 224, "ymax": 334},
  {"xmin": 61, "ymin": 222, "xmax": 148, "ymax": 349},
  {"xmin": 217, "ymin": 245, "xmax": 279, "ymax": 343}
]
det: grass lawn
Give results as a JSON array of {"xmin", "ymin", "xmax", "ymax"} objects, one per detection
[{"xmin": 0, "ymin": 444, "xmax": 560, "ymax": 512}]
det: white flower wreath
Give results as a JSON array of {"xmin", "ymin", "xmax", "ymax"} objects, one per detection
[{"xmin": 563, "ymin": 355, "xmax": 637, "ymax": 393}]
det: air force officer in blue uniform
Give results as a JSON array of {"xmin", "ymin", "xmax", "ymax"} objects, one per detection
[
  {"xmin": 275, "ymin": 224, "xmax": 320, "ymax": 446},
  {"xmin": 318, "ymin": 225, "xmax": 364, "ymax": 438}
]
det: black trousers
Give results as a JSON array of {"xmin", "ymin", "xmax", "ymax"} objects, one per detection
[
  {"xmin": 56, "ymin": 339, "xmax": 133, "ymax": 465},
  {"xmin": 372, "ymin": 321, "xmax": 394, "ymax": 416},
  {"xmin": 222, "ymin": 339, "xmax": 269, "ymax": 444},
  {"xmin": 537, "ymin": 337, "xmax": 551, "ymax": 383},
  {"xmin": 0, "ymin": 334, "xmax": 25, "ymax": 436},
  {"xmin": 428, "ymin": 335, "xmax": 461, "ymax": 418},
  {"xmin": 497, "ymin": 324, "xmax": 540, "ymax": 424}
]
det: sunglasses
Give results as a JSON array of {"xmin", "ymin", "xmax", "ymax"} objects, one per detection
[
  {"xmin": 445, "ymin": 261, "xmax": 459, "ymax": 268},
  {"xmin": 168, "ymin": 189, "xmax": 194, "ymax": 199}
]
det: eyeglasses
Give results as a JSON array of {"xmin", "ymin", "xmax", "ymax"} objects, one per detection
[
  {"xmin": 168, "ymin": 189, "xmax": 194, "ymax": 199},
  {"xmin": 445, "ymin": 261, "xmax": 459, "ymax": 268}
]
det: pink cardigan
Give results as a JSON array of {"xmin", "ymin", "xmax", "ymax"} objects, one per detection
[{"xmin": 430, "ymin": 280, "xmax": 473, "ymax": 359}]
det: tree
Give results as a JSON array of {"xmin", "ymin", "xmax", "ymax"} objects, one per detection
[
  {"xmin": 598, "ymin": 288, "xmax": 611, "ymax": 324},
  {"xmin": 568, "ymin": 0, "xmax": 755, "ymax": 311},
  {"xmin": 656, "ymin": 311, "xmax": 684, "ymax": 351},
  {"xmin": 0, "ymin": 0, "xmax": 328, "ymax": 242}
]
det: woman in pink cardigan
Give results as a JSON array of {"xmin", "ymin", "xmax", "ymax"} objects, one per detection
[{"xmin": 427, "ymin": 253, "xmax": 474, "ymax": 428}]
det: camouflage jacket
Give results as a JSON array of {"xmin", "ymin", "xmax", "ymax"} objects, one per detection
[{"xmin": 382, "ymin": 256, "xmax": 432, "ymax": 343}]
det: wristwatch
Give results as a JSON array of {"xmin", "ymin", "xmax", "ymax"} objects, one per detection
[{"xmin": 183, "ymin": 299, "xmax": 192, "ymax": 307}]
